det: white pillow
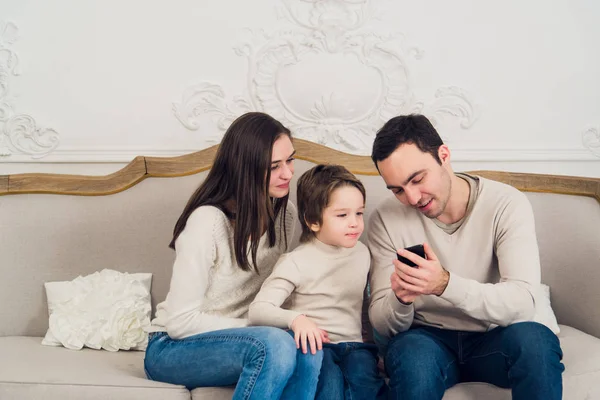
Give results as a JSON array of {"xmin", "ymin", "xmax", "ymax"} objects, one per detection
[
  {"xmin": 532, "ymin": 283, "xmax": 560, "ymax": 335},
  {"xmin": 42, "ymin": 269, "xmax": 152, "ymax": 351}
]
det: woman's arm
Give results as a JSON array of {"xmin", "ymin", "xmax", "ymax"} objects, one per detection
[{"xmin": 165, "ymin": 207, "xmax": 248, "ymax": 339}]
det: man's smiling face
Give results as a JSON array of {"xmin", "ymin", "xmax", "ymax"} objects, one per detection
[{"xmin": 376, "ymin": 142, "xmax": 452, "ymax": 219}]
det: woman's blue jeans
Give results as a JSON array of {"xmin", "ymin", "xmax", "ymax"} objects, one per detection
[
  {"xmin": 384, "ymin": 322, "xmax": 564, "ymax": 400},
  {"xmin": 144, "ymin": 326, "xmax": 323, "ymax": 400}
]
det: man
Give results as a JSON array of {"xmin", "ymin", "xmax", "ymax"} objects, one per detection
[{"xmin": 367, "ymin": 114, "xmax": 564, "ymax": 399}]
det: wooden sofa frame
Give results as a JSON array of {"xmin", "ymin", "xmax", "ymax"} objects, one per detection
[{"xmin": 1, "ymin": 139, "xmax": 598, "ymax": 202}]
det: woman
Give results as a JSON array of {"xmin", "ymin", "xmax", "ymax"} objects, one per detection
[{"xmin": 144, "ymin": 112, "xmax": 323, "ymax": 399}]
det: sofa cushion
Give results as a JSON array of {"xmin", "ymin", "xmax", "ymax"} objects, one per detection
[
  {"xmin": 2, "ymin": 325, "xmax": 599, "ymax": 400},
  {"xmin": 0, "ymin": 336, "xmax": 189, "ymax": 400},
  {"xmin": 443, "ymin": 382, "xmax": 509, "ymax": 400},
  {"xmin": 191, "ymin": 386, "xmax": 235, "ymax": 400},
  {"xmin": 0, "ymin": 173, "xmax": 207, "ymax": 337},
  {"xmin": 525, "ymin": 191, "xmax": 600, "ymax": 338},
  {"xmin": 559, "ymin": 325, "xmax": 600, "ymax": 399}
]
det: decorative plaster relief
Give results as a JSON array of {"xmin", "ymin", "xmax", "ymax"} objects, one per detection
[
  {"xmin": 582, "ymin": 126, "xmax": 600, "ymax": 158},
  {"xmin": 0, "ymin": 21, "xmax": 59, "ymax": 159},
  {"xmin": 173, "ymin": 0, "xmax": 479, "ymax": 154}
]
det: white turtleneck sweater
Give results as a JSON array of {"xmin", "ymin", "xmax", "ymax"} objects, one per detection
[
  {"xmin": 249, "ymin": 238, "xmax": 370, "ymax": 344},
  {"xmin": 149, "ymin": 203, "xmax": 297, "ymax": 339}
]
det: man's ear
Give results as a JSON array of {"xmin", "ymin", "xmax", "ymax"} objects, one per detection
[{"xmin": 438, "ymin": 145, "xmax": 451, "ymax": 165}]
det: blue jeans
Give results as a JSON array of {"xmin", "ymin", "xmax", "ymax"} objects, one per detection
[
  {"xmin": 281, "ymin": 330, "xmax": 324, "ymax": 399},
  {"xmin": 316, "ymin": 341, "xmax": 388, "ymax": 400},
  {"xmin": 384, "ymin": 322, "xmax": 564, "ymax": 400},
  {"xmin": 144, "ymin": 327, "xmax": 322, "ymax": 400}
]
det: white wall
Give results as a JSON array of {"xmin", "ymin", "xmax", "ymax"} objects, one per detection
[{"xmin": 1, "ymin": 0, "xmax": 599, "ymax": 177}]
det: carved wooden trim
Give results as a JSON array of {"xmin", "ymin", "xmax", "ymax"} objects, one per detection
[
  {"xmin": 1, "ymin": 139, "xmax": 598, "ymax": 203},
  {"xmin": 3, "ymin": 157, "xmax": 147, "ymax": 196},
  {"xmin": 0, "ymin": 175, "xmax": 8, "ymax": 193},
  {"xmin": 293, "ymin": 139, "xmax": 377, "ymax": 175},
  {"xmin": 144, "ymin": 146, "xmax": 218, "ymax": 177},
  {"xmin": 467, "ymin": 171, "xmax": 600, "ymax": 203}
]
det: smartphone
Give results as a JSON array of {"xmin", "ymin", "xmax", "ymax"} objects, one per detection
[{"xmin": 397, "ymin": 244, "xmax": 426, "ymax": 268}]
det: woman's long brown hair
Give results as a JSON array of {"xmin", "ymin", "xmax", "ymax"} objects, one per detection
[{"xmin": 169, "ymin": 112, "xmax": 291, "ymax": 272}]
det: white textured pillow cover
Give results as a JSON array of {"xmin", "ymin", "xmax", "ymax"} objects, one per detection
[
  {"xmin": 533, "ymin": 283, "xmax": 560, "ymax": 335},
  {"xmin": 42, "ymin": 269, "xmax": 152, "ymax": 351}
]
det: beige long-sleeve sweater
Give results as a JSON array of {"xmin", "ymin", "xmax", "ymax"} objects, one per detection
[
  {"xmin": 249, "ymin": 239, "xmax": 370, "ymax": 344},
  {"xmin": 149, "ymin": 203, "xmax": 296, "ymax": 339},
  {"xmin": 367, "ymin": 174, "xmax": 540, "ymax": 338}
]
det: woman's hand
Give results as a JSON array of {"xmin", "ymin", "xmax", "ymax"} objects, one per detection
[{"xmin": 290, "ymin": 314, "xmax": 328, "ymax": 354}]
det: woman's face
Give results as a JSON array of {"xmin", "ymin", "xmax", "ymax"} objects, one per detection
[{"xmin": 268, "ymin": 135, "xmax": 295, "ymax": 198}]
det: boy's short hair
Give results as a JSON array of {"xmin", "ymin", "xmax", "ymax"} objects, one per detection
[{"xmin": 296, "ymin": 164, "xmax": 366, "ymax": 243}]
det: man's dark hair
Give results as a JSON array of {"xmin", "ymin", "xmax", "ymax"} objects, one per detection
[{"xmin": 371, "ymin": 114, "xmax": 444, "ymax": 166}]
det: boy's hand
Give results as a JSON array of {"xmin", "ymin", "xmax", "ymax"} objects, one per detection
[
  {"xmin": 319, "ymin": 328, "xmax": 331, "ymax": 345},
  {"xmin": 290, "ymin": 314, "xmax": 327, "ymax": 354}
]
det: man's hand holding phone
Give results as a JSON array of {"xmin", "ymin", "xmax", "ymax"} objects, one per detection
[{"xmin": 392, "ymin": 242, "xmax": 450, "ymax": 303}]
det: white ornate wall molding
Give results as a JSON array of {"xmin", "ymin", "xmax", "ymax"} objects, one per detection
[
  {"xmin": 0, "ymin": 21, "xmax": 60, "ymax": 159},
  {"xmin": 582, "ymin": 126, "xmax": 600, "ymax": 158},
  {"xmin": 173, "ymin": 0, "xmax": 479, "ymax": 154}
]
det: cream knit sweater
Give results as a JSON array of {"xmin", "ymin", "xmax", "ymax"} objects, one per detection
[
  {"xmin": 368, "ymin": 174, "xmax": 540, "ymax": 338},
  {"xmin": 150, "ymin": 203, "xmax": 296, "ymax": 339},
  {"xmin": 249, "ymin": 239, "xmax": 370, "ymax": 344}
]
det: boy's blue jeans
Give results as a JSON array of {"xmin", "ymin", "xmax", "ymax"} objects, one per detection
[
  {"xmin": 384, "ymin": 321, "xmax": 564, "ymax": 400},
  {"xmin": 144, "ymin": 327, "xmax": 322, "ymax": 400},
  {"xmin": 315, "ymin": 341, "xmax": 388, "ymax": 400}
]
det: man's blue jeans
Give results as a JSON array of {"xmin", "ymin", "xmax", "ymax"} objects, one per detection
[
  {"xmin": 384, "ymin": 322, "xmax": 564, "ymax": 400},
  {"xmin": 316, "ymin": 341, "xmax": 388, "ymax": 400},
  {"xmin": 144, "ymin": 327, "xmax": 323, "ymax": 400}
]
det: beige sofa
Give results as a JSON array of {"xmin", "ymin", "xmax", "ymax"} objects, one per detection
[{"xmin": 1, "ymin": 139, "xmax": 599, "ymax": 400}]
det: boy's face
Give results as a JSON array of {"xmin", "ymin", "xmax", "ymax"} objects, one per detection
[
  {"xmin": 310, "ymin": 185, "xmax": 365, "ymax": 248},
  {"xmin": 376, "ymin": 143, "xmax": 452, "ymax": 219}
]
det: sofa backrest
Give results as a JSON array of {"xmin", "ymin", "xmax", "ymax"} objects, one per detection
[{"xmin": 1, "ymin": 139, "xmax": 599, "ymax": 338}]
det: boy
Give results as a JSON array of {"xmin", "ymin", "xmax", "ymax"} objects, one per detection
[{"xmin": 249, "ymin": 164, "xmax": 387, "ymax": 400}]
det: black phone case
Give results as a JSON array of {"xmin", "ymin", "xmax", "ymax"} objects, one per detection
[{"xmin": 397, "ymin": 244, "xmax": 426, "ymax": 267}]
